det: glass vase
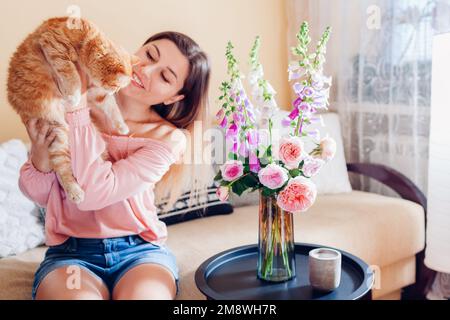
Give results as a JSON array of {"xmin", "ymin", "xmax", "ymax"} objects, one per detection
[{"xmin": 257, "ymin": 190, "xmax": 296, "ymax": 282}]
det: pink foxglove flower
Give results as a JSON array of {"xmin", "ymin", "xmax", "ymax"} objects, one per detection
[
  {"xmin": 278, "ymin": 136, "xmax": 306, "ymax": 169},
  {"xmin": 226, "ymin": 123, "xmax": 239, "ymax": 140},
  {"xmin": 216, "ymin": 108, "xmax": 224, "ymax": 120},
  {"xmin": 302, "ymin": 156, "xmax": 324, "ymax": 178},
  {"xmin": 258, "ymin": 163, "xmax": 289, "ymax": 190},
  {"xmin": 216, "ymin": 186, "xmax": 230, "ymax": 201},
  {"xmin": 239, "ymin": 140, "xmax": 249, "ymax": 157},
  {"xmin": 220, "ymin": 160, "xmax": 244, "ymax": 181},
  {"xmin": 277, "ymin": 177, "xmax": 317, "ymax": 213},
  {"xmin": 249, "ymin": 150, "xmax": 261, "ymax": 173},
  {"xmin": 220, "ymin": 116, "xmax": 228, "ymax": 128}
]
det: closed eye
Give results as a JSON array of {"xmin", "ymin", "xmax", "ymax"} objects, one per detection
[
  {"xmin": 146, "ymin": 50, "xmax": 154, "ymax": 61},
  {"xmin": 146, "ymin": 50, "xmax": 168, "ymax": 83}
]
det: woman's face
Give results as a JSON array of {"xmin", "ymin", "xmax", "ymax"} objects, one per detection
[{"xmin": 120, "ymin": 39, "xmax": 189, "ymax": 107}]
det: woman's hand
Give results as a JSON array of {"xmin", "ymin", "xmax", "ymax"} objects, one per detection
[
  {"xmin": 64, "ymin": 62, "xmax": 89, "ymax": 113},
  {"xmin": 25, "ymin": 119, "xmax": 57, "ymax": 173}
]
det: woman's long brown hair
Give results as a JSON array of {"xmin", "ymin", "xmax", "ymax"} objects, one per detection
[{"xmin": 143, "ymin": 32, "xmax": 213, "ymax": 212}]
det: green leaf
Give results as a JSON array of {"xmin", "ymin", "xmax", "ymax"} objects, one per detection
[
  {"xmin": 261, "ymin": 187, "xmax": 277, "ymax": 197},
  {"xmin": 289, "ymin": 169, "xmax": 301, "ymax": 178},
  {"xmin": 220, "ymin": 180, "xmax": 230, "ymax": 187},
  {"xmin": 263, "ymin": 145, "xmax": 272, "ymax": 158},
  {"xmin": 241, "ymin": 174, "xmax": 259, "ymax": 189},
  {"xmin": 214, "ymin": 171, "xmax": 222, "ymax": 181},
  {"xmin": 228, "ymin": 152, "xmax": 238, "ymax": 160},
  {"xmin": 231, "ymin": 181, "xmax": 247, "ymax": 196}
]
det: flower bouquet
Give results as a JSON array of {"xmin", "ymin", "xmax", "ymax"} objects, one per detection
[{"xmin": 215, "ymin": 22, "xmax": 335, "ymax": 282}]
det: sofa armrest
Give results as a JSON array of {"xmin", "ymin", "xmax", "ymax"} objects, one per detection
[
  {"xmin": 346, "ymin": 162, "xmax": 435, "ymax": 299},
  {"xmin": 346, "ymin": 162, "xmax": 426, "ymax": 210}
]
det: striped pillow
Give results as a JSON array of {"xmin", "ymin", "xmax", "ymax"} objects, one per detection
[{"xmin": 156, "ymin": 182, "xmax": 233, "ymax": 225}]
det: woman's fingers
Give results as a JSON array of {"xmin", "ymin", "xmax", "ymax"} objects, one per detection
[
  {"xmin": 45, "ymin": 129, "xmax": 58, "ymax": 147},
  {"xmin": 37, "ymin": 122, "xmax": 50, "ymax": 143},
  {"xmin": 25, "ymin": 119, "xmax": 57, "ymax": 147},
  {"xmin": 25, "ymin": 118, "xmax": 38, "ymax": 139}
]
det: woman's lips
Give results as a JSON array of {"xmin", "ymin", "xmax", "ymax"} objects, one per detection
[{"xmin": 131, "ymin": 72, "xmax": 145, "ymax": 89}]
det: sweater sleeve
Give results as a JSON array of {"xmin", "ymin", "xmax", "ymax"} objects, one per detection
[
  {"xmin": 18, "ymin": 159, "xmax": 57, "ymax": 207},
  {"xmin": 66, "ymin": 107, "xmax": 183, "ymax": 211}
]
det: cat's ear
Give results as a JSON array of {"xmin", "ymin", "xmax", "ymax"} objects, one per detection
[{"xmin": 131, "ymin": 55, "xmax": 140, "ymax": 66}]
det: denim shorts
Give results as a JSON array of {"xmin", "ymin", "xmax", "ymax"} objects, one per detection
[{"xmin": 31, "ymin": 235, "xmax": 179, "ymax": 300}]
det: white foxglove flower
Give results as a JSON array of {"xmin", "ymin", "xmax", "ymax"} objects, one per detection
[{"xmin": 249, "ymin": 64, "xmax": 264, "ymax": 86}]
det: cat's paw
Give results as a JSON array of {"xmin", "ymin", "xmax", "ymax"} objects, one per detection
[
  {"xmin": 66, "ymin": 183, "xmax": 85, "ymax": 204},
  {"xmin": 65, "ymin": 89, "xmax": 82, "ymax": 107}
]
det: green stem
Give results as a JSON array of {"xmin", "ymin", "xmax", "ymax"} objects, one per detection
[
  {"xmin": 268, "ymin": 119, "xmax": 273, "ymax": 163},
  {"xmin": 295, "ymin": 112, "xmax": 303, "ymax": 137},
  {"xmin": 281, "ymin": 220, "xmax": 292, "ymax": 277}
]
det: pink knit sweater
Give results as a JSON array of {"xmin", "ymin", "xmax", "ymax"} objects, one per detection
[{"xmin": 18, "ymin": 107, "xmax": 183, "ymax": 246}]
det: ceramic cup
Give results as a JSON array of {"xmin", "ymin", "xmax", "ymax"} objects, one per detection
[{"xmin": 309, "ymin": 248, "xmax": 342, "ymax": 292}]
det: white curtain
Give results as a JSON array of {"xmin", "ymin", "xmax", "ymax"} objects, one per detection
[{"xmin": 286, "ymin": 0, "xmax": 450, "ymax": 298}]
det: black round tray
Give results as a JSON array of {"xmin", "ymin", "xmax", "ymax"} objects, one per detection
[{"xmin": 195, "ymin": 243, "xmax": 373, "ymax": 300}]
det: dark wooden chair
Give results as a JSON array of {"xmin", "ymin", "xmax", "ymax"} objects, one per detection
[{"xmin": 347, "ymin": 163, "xmax": 436, "ymax": 300}]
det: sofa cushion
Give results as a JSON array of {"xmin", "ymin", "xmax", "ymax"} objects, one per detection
[
  {"xmin": 0, "ymin": 246, "xmax": 46, "ymax": 299},
  {"xmin": 0, "ymin": 139, "xmax": 45, "ymax": 258},
  {"xmin": 0, "ymin": 191, "xmax": 424, "ymax": 300}
]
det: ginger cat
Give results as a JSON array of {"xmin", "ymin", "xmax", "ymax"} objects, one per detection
[{"xmin": 7, "ymin": 16, "xmax": 139, "ymax": 204}]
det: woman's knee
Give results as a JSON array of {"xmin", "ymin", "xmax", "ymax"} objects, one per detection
[
  {"xmin": 112, "ymin": 264, "xmax": 177, "ymax": 300},
  {"xmin": 35, "ymin": 265, "xmax": 110, "ymax": 300}
]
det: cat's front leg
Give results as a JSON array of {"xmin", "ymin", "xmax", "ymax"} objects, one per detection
[
  {"xmin": 39, "ymin": 32, "xmax": 82, "ymax": 107},
  {"xmin": 46, "ymin": 122, "xmax": 85, "ymax": 204},
  {"xmin": 87, "ymin": 87, "xmax": 129, "ymax": 135}
]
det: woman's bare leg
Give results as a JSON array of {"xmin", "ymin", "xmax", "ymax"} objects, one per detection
[
  {"xmin": 35, "ymin": 266, "xmax": 110, "ymax": 300},
  {"xmin": 112, "ymin": 264, "xmax": 177, "ymax": 300}
]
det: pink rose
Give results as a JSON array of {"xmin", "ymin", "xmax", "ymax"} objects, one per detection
[
  {"xmin": 302, "ymin": 156, "xmax": 325, "ymax": 178},
  {"xmin": 317, "ymin": 137, "xmax": 336, "ymax": 162},
  {"xmin": 220, "ymin": 160, "xmax": 244, "ymax": 181},
  {"xmin": 216, "ymin": 186, "xmax": 230, "ymax": 201},
  {"xmin": 258, "ymin": 164, "xmax": 289, "ymax": 190},
  {"xmin": 278, "ymin": 136, "xmax": 305, "ymax": 169},
  {"xmin": 277, "ymin": 177, "xmax": 317, "ymax": 213}
]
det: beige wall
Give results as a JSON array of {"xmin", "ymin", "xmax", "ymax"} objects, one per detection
[{"xmin": 0, "ymin": 0, "xmax": 289, "ymax": 142}]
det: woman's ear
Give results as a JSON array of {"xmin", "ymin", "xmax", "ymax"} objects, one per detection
[{"xmin": 164, "ymin": 94, "xmax": 185, "ymax": 105}]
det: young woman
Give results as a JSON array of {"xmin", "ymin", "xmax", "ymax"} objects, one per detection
[{"xmin": 19, "ymin": 31, "xmax": 211, "ymax": 300}]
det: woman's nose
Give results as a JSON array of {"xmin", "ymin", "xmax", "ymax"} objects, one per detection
[{"xmin": 141, "ymin": 64, "xmax": 157, "ymax": 79}]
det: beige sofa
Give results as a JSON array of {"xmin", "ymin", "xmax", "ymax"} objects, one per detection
[{"xmin": 0, "ymin": 189, "xmax": 425, "ymax": 300}]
